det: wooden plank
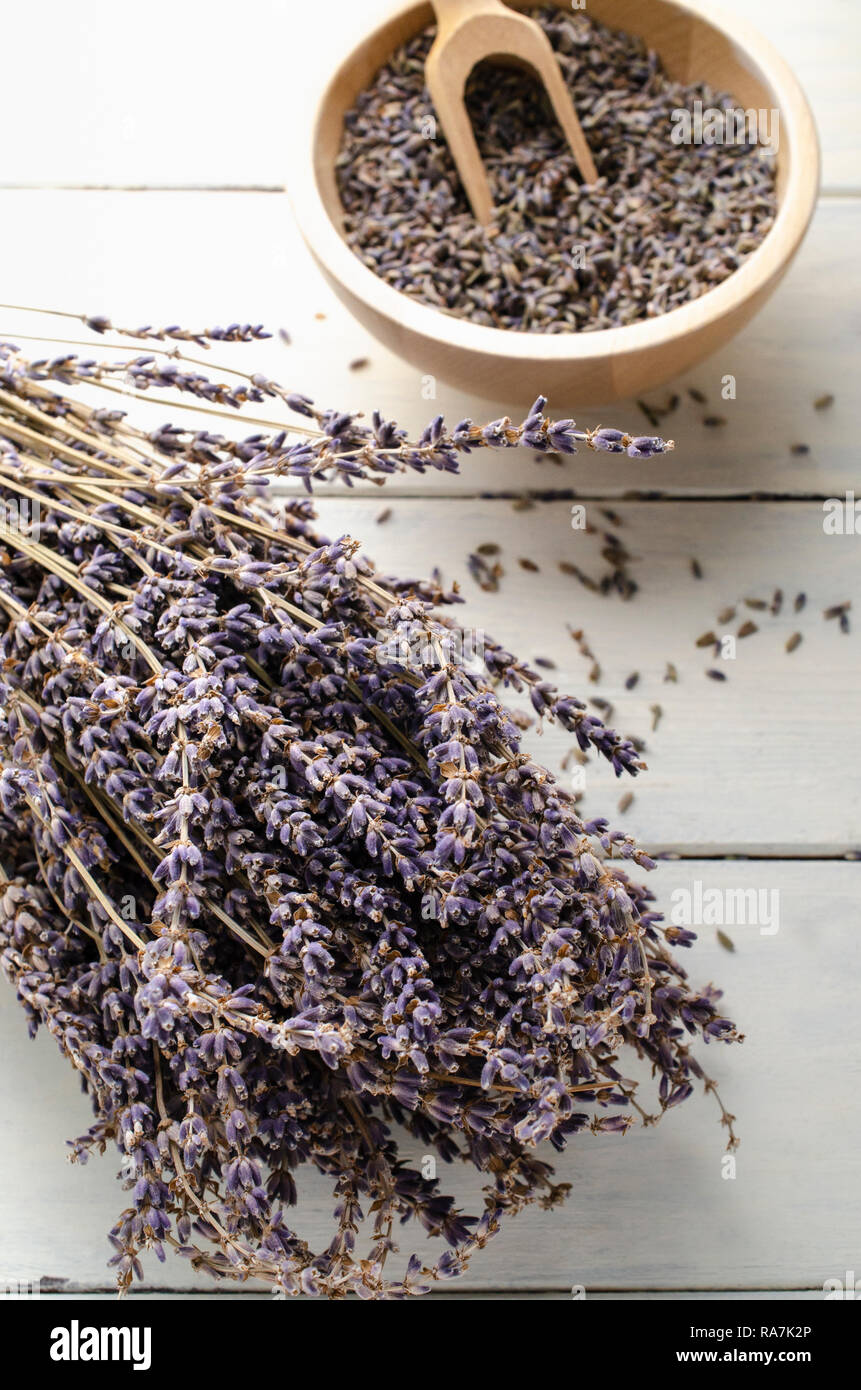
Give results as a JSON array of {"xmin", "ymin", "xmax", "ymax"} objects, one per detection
[
  {"xmin": 1, "ymin": 862, "xmax": 858, "ymax": 1293},
  {"xmin": 0, "ymin": 1, "xmax": 856, "ymax": 192},
  {"xmin": 303, "ymin": 495, "xmax": 858, "ymax": 856},
  {"xmin": 0, "ymin": 192, "xmax": 856, "ymax": 499}
]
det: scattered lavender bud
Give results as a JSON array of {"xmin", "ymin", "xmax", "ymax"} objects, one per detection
[
  {"xmin": 468, "ymin": 552, "xmax": 502, "ymax": 591},
  {"xmin": 637, "ymin": 400, "xmax": 661, "ymax": 429}
]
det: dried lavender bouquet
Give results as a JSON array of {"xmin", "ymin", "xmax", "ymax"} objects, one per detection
[{"xmin": 0, "ymin": 315, "xmax": 737, "ymax": 1298}]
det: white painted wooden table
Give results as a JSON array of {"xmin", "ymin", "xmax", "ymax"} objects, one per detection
[{"xmin": 0, "ymin": 0, "xmax": 859, "ymax": 1301}]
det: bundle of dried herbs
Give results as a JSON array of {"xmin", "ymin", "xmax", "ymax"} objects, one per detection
[
  {"xmin": 337, "ymin": 6, "xmax": 777, "ymax": 333},
  {"xmin": 0, "ymin": 317, "xmax": 735, "ymax": 1298}
]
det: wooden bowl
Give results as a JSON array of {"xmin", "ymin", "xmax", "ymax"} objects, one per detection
[{"xmin": 288, "ymin": 0, "xmax": 819, "ymax": 405}]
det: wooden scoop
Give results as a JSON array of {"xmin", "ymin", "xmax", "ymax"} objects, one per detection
[{"xmin": 426, "ymin": 0, "xmax": 599, "ymax": 224}]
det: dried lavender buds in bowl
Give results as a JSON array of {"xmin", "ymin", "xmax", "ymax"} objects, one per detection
[
  {"xmin": 336, "ymin": 7, "xmax": 777, "ymax": 334},
  {"xmin": 0, "ymin": 317, "xmax": 735, "ymax": 1299},
  {"xmin": 289, "ymin": 0, "xmax": 818, "ymax": 404}
]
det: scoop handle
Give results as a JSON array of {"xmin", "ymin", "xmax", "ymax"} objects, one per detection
[{"xmin": 432, "ymin": 0, "xmax": 506, "ymax": 24}]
